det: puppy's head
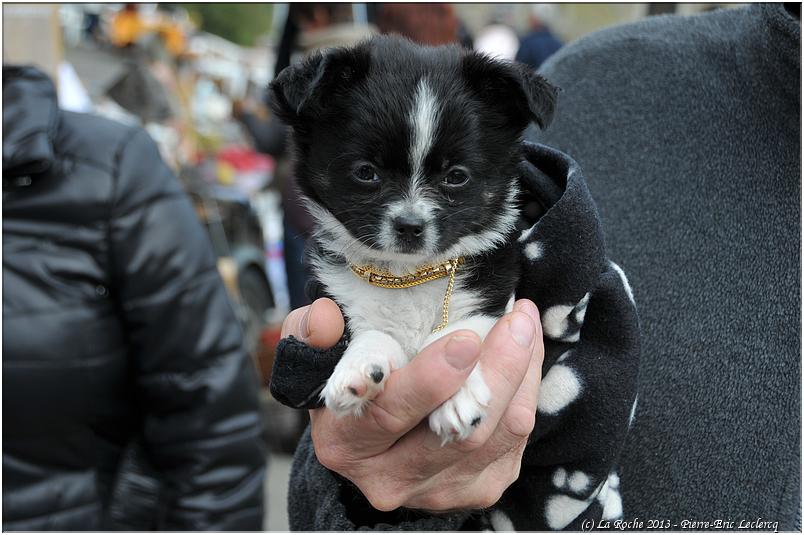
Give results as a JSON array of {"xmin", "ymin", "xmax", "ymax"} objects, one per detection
[{"xmin": 271, "ymin": 35, "xmax": 558, "ymax": 265}]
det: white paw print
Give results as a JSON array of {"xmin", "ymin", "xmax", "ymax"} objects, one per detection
[
  {"xmin": 597, "ymin": 472, "xmax": 623, "ymax": 521},
  {"xmin": 538, "ymin": 351, "xmax": 583, "ymax": 416},
  {"xmin": 541, "ymin": 292, "xmax": 591, "ymax": 343},
  {"xmin": 428, "ymin": 365, "xmax": 491, "ymax": 444},
  {"xmin": 544, "ymin": 467, "xmax": 596, "ymax": 530}
]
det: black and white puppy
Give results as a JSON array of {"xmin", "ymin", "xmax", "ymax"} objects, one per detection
[{"xmin": 271, "ymin": 36, "xmax": 557, "ymax": 443}]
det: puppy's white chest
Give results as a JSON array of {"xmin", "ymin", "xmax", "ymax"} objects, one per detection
[{"xmin": 319, "ymin": 263, "xmax": 475, "ymax": 357}]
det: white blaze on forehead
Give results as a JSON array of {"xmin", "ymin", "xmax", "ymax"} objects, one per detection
[{"xmin": 408, "ymin": 78, "xmax": 440, "ymax": 197}]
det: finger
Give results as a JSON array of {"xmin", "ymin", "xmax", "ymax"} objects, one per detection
[
  {"xmin": 280, "ymin": 297, "xmax": 344, "ymax": 349},
  {"xmin": 471, "ymin": 300, "xmax": 544, "ymax": 467},
  {"xmin": 311, "ymin": 331, "xmax": 483, "ymax": 458},
  {"xmin": 416, "ymin": 302, "xmax": 537, "ymax": 453},
  {"xmin": 502, "ymin": 301, "xmax": 544, "ymax": 436},
  {"xmin": 388, "ymin": 302, "xmax": 537, "ymax": 478}
]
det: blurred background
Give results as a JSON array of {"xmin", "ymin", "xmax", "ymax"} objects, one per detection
[{"xmin": 3, "ymin": 2, "xmax": 739, "ymax": 530}]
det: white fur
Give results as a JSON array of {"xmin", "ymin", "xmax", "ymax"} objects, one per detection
[
  {"xmin": 428, "ymin": 363, "xmax": 491, "ymax": 443},
  {"xmin": 442, "ymin": 184, "xmax": 521, "ymax": 261},
  {"xmin": 409, "ymin": 78, "xmax": 439, "ymax": 198},
  {"xmin": 377, "ymin": 197, "xmax": 441, "ymax": 253},
  {"xmin": 321, "ymin": 330, "xmax": 406, "ymax": 416},
  {"xmin": 423, "ymin": 315, "xmax": 497, "ymax": 443},
  {"xmin": 315, "ymin": 246, "xmax": 505, "ymax": 442}
]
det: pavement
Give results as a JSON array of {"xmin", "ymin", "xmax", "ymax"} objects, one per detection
[{"xmin": 264, "ymin": 453, "xmax": 293, "ymax": 531}]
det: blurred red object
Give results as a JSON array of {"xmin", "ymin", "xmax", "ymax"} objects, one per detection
[
  {"xmin": 257, "ymin": 324, "xmax": 283, "ymax": 386},
  {"xmin": 217, "ymin": 146, "xmax": 275, "ymax": 173}
]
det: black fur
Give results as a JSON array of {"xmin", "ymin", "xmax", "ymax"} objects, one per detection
[{"xmin": 271, "ymin": 35, "xmax": 557, "ymax": 319}]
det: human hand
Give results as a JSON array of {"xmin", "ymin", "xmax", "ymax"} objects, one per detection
[{"xmin": 281, "ymin": 297, "xmax": 544, "ymax": 512}]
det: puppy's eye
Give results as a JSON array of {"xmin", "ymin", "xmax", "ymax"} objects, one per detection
[
  {"xmin": 444, "ymin": 167, "xmax": 470, "ymax": 187},
  {"xmin": 352, "ymin": 163, "xmax": 379, "ymax": 184}
]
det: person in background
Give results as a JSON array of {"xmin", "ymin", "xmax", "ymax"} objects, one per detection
[
  {"xmin": 515, "ymin": 4, "xmax": 563, "ymax": 70},
  {"xmin": 374, "ymin": 3, "xmax": 460, "ymax": 46},
  {"xmin": 3, "ymin": 65, "xmax": 266, "ymax": 530},
  {"xmin": 532, "ymin": 3, "xmax": 799, "ymax": 528},
  {"xmin": 233, "ymin": 3, "xmax": 374, "ymax": 310}
]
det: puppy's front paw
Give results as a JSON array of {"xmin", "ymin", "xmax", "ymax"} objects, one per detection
[
  {"xmin": 428, "ymin": 365, "xmax": 491, "ymax": 444},
  {"xmin": 321, "ymin": 333, "xmax": 403, "ymax": 417}
]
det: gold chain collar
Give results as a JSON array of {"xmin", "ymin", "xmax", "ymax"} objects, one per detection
[{"xmin": 348, "ymin": 257, "xmax": 464, "ymax": 332}]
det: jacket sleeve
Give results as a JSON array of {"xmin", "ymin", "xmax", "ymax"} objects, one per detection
[
  {"xmin": 108, "ymin": 128, "xmax": 266, "ymax": 530},
  {"xmin": 492, "ymin": 262, "xmax": 640, "ymax": 530}
]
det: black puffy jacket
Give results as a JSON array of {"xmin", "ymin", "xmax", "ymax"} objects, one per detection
[{"xmin": 2, "ymin": 66, "xmax": 266, "ymax": 530}]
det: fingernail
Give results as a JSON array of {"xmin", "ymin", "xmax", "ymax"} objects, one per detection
[
  {"xmin": 300, "ymin": 306, "xmax": 312, "ymax": 340},
  {"xmin": 445, "ymin": 335, "xmax": 480, "ymax": 370},
  {"xmin": 510, "ymin": 313, "xmax": 535, "ymax": 348},
  {"xmin": 514, "ymin": 299, "xmax": 540, "ymax": 324}
]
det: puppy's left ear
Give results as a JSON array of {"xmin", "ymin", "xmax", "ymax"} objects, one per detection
[
  {"xmin": 270, "ymin": 45, "xmax": 370, "ymax": 123},
  {"xmin": 463, "ymin": 54, "xmax": 559, "ymax": 130}
]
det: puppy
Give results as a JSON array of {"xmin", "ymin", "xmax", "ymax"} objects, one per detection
[{"xmin": 271, "ymin": 36, "xmax": 557, "ymax": 443}]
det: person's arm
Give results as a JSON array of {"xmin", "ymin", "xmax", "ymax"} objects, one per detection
[
  {"xmin": 278, "ymin": 298, "xmax": 543, "ymax": 530},
  {"xmin": 109, "ymin": 128, "xmax": 266, "ymax": 530},
  {"xmin": 493, "ymin": 263, "xmax": 641, "ymax": 530}
]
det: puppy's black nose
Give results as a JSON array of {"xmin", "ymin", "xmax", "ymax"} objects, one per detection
[{"xmin": 394, "ymin": 216, "xmax": 424, "ymax": 238}]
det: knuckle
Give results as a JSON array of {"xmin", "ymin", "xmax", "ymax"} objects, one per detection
[
  {"xmin": 369, "ymin": 403, "xmax": 411, "ymax": 436},
  {"xmin": 474, "ymin": 483, "xmax": 505, "ymax": 509},
  {"xmin": 455, "ymin": 428, "xmax": 492, "ymax": 453},
  {"xmin": 503, "ymin": 404, "xmax": 536, "ymax": 440},
  {"xmin": 312, "ymin": 439, "xmax": 345, "ymax": 471},
  {"xmin": 363, "ymin": 484, "xmax": 404, "ymax": 512}
]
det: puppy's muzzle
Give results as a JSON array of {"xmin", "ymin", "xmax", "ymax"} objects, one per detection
[{"xmin": 393, "ymin": 215, "xmax": 425, "ymax": 251}]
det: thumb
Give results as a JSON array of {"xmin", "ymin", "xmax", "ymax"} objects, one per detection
[{"xmin": 281, "ymin": 298, "xmax": 345, "ymax": 349}]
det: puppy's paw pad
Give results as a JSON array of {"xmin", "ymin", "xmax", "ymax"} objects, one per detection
[
  {"xmin": 322, "ymin": 353, "xmax": 392, "ymax": 417},
  {"xmin": 428, "ymin": 386, "xmax": 489, "ymax": 444},
  {"xmin": 369, "ymin": 366, "xmax": 384, "ymax": 384}
]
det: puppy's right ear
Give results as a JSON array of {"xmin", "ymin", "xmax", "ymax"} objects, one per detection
[{"xmin": 270, "ymin": 46, "xmax": 369, "ymax": 123}]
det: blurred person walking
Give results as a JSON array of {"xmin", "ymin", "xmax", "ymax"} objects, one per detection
[
  {"xmin": 515, "ymin": 4, "xmax": 563, "ymax": 70},
  {"xmin": 2, "ymin": 65, "xmax": 266, "ymax": 530}
]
